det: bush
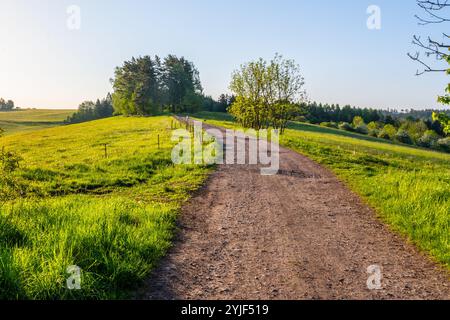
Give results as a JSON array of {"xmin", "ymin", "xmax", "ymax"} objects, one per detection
[
  {"xmin": 294, "ymin": 116, "xmax": 307, "ymax": 122},
  {"xmin": 378, "ymin": 124, "xmax": 397, "ymax": 140},
  {"xmin": 339, "ymin": 122, "xmax": 353, "ymax": 132},
  {"xmin": 367, "ymin": 121, "xmax": 381, "ymax": 131},
  {"xmin": 354, "ymin": 124, "xmax": 369, "ymax": 135},
  {"xmin": 320, "ymin": 122, "xmax": 338, "ymax": 129},
  {"xmin": 0, "ymin": 151, "xmax": 21, "ymax": 173},
  {"xmin": 395, "ymin": 129, "xmax": 413, "ymax": 145},
  {"xmin": 378, "ymin": 131, "xmax": 391, "ymax": 140},
  {"xmin": 368, "ymin": 129, "xmax": 379, "ymax": 137},
  {"xmin": 399, "ymin": 120, "xmax": 428, "ymax": 143},
  {"xmin": 417, "ymin": 130, "xmax": 440, "ymax": 148},
  {"xmin": 437, "ymin": 137, "xmax": 450, "ymax": 152}
]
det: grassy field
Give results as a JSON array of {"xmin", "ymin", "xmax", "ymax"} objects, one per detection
[
  {"xmin": 0, "ymin": 109, "xmax": 75, "ymax": 135},
  {"xmin": 0, "ymin": 116, "xmax": 211, "ymax": 299},
  {"xmin": 193, "ymin": 112, "xmax": 450, "ymax": 269}
]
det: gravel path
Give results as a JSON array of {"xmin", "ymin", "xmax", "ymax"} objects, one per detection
[{"xmin": 137, "ymin": 119, "xmax": 450, "ymax": 300}]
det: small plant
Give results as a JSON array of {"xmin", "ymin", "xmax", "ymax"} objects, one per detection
[
  {"xmin": 0, "ymin": 150, "xmax": 22, "ymax": 173},
  {"xmin": 0, "ymin": 150, "xmax": 23, "ymax": 206}
]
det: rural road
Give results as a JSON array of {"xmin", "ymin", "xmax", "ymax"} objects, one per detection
[{"xmin": 137, "ymin": 118, "xmax": 450, "ymax": 300}]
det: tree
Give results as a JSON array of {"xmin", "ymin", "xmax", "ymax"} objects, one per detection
[
  {"xmin": 379, "ymin": 124, "xmax": 397, "ymax": 140},
  {"xmin": 408, "ymin": 1, "xmax": 449, "ymax": 76},
  {"xmin": 0, "ymin": 98, "xmax": 15, "ymax": 111},
  {"xmin": 112, "ymin": 56, "xmax": 162, "ymax": 116},
  {"xmin": 229, "ymin": 58, "xmax": 267, "ymax": 129},
  {"xmin": 163, "ymin": 55, "xmax": 203, "ymax": 113},
  {"xmin": 229, "ymin": 54, "xmax": 306, "ymax": 133},
  {"xmin": 437, "ymin": 53, "xmax": 450, "ymax": 105},
  {"xmin": 66, "ymin": 94, "xmax": 114, "ymax": 124},
  {"xmin": 399, "ymin": 119, "xmax": 428, "ymax": 142},
  {"xmin": 111, "ymin": 55, "xmax": 203, "ymax": 115},
  {"xmin": 408, "ymin": 1, "xmax": 450, "ymax": 130},
  {"xmin": 352, "ymin": 116, "xmax": 365, "ymax": 127},
  {"xmin": 433, "ymin": 111, "xmax": 450, "ymax": 135}
]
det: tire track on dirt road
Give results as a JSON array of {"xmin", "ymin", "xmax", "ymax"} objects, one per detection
[{"xmin": 137, "ymin": 119, "xmax": 449, "ymax": 300}]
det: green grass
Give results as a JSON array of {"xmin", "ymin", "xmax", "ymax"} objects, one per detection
[
  {"xmin": 0, "ymin": 116, "xmax": 212, "ymax": 299},
  {"xmin": 0, "ymin": 109, "xmax": 75, "ymax": 135},
  {"xmin": 193, "ymin": 112, "xmax": 450, "ymax": 269}
]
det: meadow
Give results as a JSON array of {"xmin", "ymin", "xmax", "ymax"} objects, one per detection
[
  {"xmin": 0, "ymin": 109, "xmax": 75, "ymax": 135},
  {"xmin": 0, "ymin": 116, "xmax": 211, "ymax": 299},
  {"xmin": 193, "ymin": 112, "xmax": 450, "ymax": 269}
]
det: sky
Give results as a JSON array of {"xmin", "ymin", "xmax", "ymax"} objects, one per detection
[{"xmin": 0, "ymin": 0, "xmax": 448, "ymax": 110}]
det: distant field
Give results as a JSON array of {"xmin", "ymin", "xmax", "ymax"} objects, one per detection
[
  {"xmin": 193, "ymin": 112, "xmax": 450, "ymax": 268},
  {"xmin": 0, "ymin": 109, "xmax": 75, "ymax": 135},
  {"xmin": 0, "ymin": 116, "xmax": 211, "ymax": 299}
]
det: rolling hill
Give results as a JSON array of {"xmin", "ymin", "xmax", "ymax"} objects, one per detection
[{"xmin": 0, "ymin": 109, "xmax": 75, "ymax": 135}]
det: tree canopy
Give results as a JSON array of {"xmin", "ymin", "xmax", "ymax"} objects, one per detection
[
  {"xmin": 228, "ymin": 54, "xmax": 306, "ymax": 133},
  {"xmin": 111, "ymin": 55, "xmax": 204, "ymax": 115}
]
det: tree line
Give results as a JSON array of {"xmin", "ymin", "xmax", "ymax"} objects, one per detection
[
  {"xmin": 65, "ymin": 94, "xmax": 114, "ymax": 124},
  {"xmin": 0, "ymin": 98, "xmax": 16, "ymax": 111},
  {"xmin": 315, "ymin": 112, "xmax": 449, "ymax": 152},
  {"xmin": 296, "ymin": 102, "xmax": 383, "ymax": 124}
]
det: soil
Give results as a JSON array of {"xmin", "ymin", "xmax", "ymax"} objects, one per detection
[{"xmin": 136, "ymin": 119, "xmax": 450, "ymax": 300}]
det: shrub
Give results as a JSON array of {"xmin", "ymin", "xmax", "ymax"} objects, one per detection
[
  {"xmin": 352, "ymin": 116, "xmax": 365, "ymax": 128},
  {"xmin": 437, "ymin": 137, "xmax": 450, "ymax": 152},
  {"xmin": 368, "ymin": 129, "xmax": 379, "ymax": 137},
  {"xmin": 339, "ymin": 122, "xmax": 353, "ymax": 132},
  {"xmin": 399, "ymin": 120, "xmax": 428, "ymax": 143},
  {"xmin": 367, "ymin": 121, "xmax": 381, "ymax": 131},
  {"xmin": 378, "ymin": 124, "xmax": 397, "ymax": 140},
  {"xmin": 294, "ymin": 116, "xmax": 307, "ymax": 122},
  {"xmin": 354, "ymin": 124, "xmax": 369, "ymax": 135},
  {"xmin": 320, "ymin": 122, "xmax": 338, "ymax": 129},
  {"xmin": 0, "ymin": 151, "xmax": 22, "ymax": 173},
  {"xmin": 395, "ymin": 129, "xmax": 413, "ymax": 145},
  {"xmin": 417, "ymin": 130, "xmax": 440, "ymax": 148},
  {"xmin": 378, "ymin": 131, "xmax": 391, "ymax": 140}
]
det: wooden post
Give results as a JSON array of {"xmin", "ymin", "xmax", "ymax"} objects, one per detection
[{"xmin": 104, "ymin": 144, "xmax": 108, "ymax": 158}]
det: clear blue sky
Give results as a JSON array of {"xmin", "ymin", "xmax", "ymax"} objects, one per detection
[{"xmin": 0, "ymin": 0, "xmax": 448, "ymax": 110}]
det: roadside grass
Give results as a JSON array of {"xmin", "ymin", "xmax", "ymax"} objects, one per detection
[
  {"xmin": 193, "ymin": 112, "xmax": 450, "ymax": 269},
  {"xmin": 0, "ymin": 116, "xmax": 212, "ymax": 299},
  {"xmin": 0, "ymin": 109, "xmax": 75, "ymax": 135}
]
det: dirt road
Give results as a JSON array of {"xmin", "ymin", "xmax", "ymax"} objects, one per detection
[{"xmin": 137, "ymin": 119, "xmax": 449, "ymax": 300}]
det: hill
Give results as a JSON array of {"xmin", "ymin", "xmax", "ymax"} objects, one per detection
[
  {"xmin": 0, "ymin": 116, "xmax": 211, "ymax": 299},
  {"xmin": 0, "ymin": 109, "xmax": 75, "ymax": 135}
]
